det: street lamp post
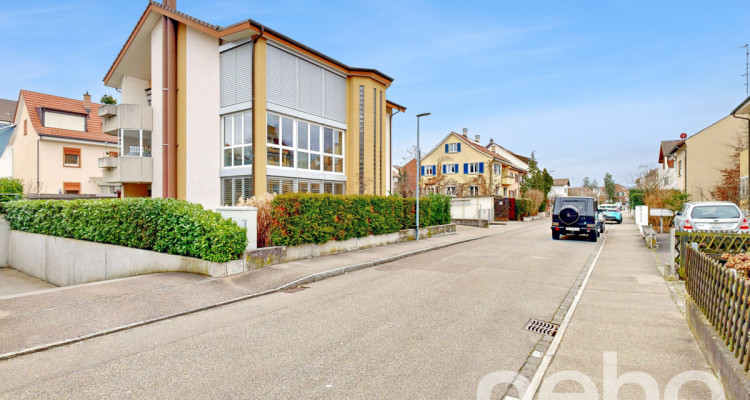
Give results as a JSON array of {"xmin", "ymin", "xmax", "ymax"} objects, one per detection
[{"xmin": 415, "ymin": 112, "xmax": 431, "ymax": 240}]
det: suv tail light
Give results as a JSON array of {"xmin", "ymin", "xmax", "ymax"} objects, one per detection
[
  {"xmin": 684, "ymin": 219, "xmax": 693, "ymax": 230},
  {"xmin": 741, "ymin": 218, "xmax": 749, "ymax": 230}
]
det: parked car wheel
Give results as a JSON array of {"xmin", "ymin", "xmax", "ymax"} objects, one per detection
[{"xmin": 552, "ymin": 231, "xmax": 560, "ymax": 240}]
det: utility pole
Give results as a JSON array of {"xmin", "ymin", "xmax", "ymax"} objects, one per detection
[{"xmin": 742, "ymin": 43, "xmax": 749, "ymax": 97}]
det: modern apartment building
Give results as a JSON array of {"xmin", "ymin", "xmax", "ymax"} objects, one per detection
[
  {"xmin": 419, "ymin": 129, "xmax": 527, "ymax": 197},
  {"xmin": 102, "ymin": 0, "xmax": 405, "ymax": 208}
]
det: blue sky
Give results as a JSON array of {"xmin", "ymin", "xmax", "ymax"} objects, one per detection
[{"xmin": 1, "ymin": 1, "xmax": 748, "ymax": 187}]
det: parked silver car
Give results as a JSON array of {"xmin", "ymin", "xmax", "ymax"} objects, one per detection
[{"xmin": 674, "ymin": 201, "xmax": 749, "ymax": 233}]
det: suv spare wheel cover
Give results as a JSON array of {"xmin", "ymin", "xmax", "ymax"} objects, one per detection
[{"xmin": 559, "ymin": 205, "xmax": 580, "ymax": 225}]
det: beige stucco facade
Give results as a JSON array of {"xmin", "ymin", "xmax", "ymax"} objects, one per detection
[
  {"xmin": 10, "ymin": 92, "xmax": 113, "ymax": 195},
  {"xmin": 684, "ymin": 115, "xmax": 747, "ymax": 201},
  {"xmin": 419, "ymin": 132, "xmax": 521, "ymax": 197}
]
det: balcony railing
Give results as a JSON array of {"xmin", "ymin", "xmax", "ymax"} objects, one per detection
[
  {"xmin": 501, "ymin": 176, "xmax": 514, "ymax": 186},
  {"xmin": 98, "ymin": 156, "xmax": 153, "ymax": 184},
  {"xmin": 99, "ymin": 104, "xmax": 152, "ymax": 135}
]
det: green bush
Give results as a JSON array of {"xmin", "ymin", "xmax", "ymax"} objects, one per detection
[
  {"xmin": 269, "ymin": 193, "xmax": 452, "ymax": 246},
  {"xmin": 515, "ymin": 198, "xmax": 535, "ymax": 219},
  {"xmin": 4, "ymin": 198, "xmax": 247, "ymax": 263},
  {"xmin": 0, "ymin": 177, "xmax": 23, "ymax": 202}
]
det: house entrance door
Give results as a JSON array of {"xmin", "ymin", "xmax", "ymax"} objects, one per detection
[{"xmin": 494, "ymin": 197, "xmax": 515, "ymax": 221}]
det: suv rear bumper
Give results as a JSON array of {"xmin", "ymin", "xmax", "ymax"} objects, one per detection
[{"xmin": 551, "ymin": 226, "xmax": 596, "ymax": 235}]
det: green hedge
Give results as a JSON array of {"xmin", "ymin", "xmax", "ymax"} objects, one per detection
[
  {"xmin": 515, "ymin": 198, "xmax": 535, "ymax": 219},
  {"xmin": 269, "ymin": 193, "xmax": 452, "ymax": 246},
  {"xmin": 4, "ymin": 198, "xmax": 247, "ymax": 263}
]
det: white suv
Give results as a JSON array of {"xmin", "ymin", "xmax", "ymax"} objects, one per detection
[{"xmin": 674, "ymin": 201, "xmax": 749, "ymax": 233}]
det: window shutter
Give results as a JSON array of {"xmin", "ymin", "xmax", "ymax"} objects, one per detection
[
  {"xmin": 442, "ymin": 164, "xmax": 446, "ymax": 174},
  {"xmin": 298, "ymin": 59, "xmax": 323, "ymax": 117},
  {"xmin": 445, "ymin": 144, "xmax": 449, "ymax": 153},
  {"xmin": 457, "ymin": 143, "xmax": 461, "ymax": 152},
  {"xmin": 235, "ymin": 43, "xmax": 253, "ymax": 105},
  {"xmin": 421, "ymin": 166, "xmax": 425, "ymax": 176},
  {"xmin": 479, "ymin": 163, "xmax": 484, "ymax": 173},
  {"xmin": 463, "ymin": 163, "xmax": 468, "ymax": 174},
  {"xmin": 267, "ymin": 46, "xmax": 296, "ymax": 109},
  {"xmin": 324, "ymin": 70, "xmax": 346, "ymax": 123},
  {"xmin": 220, "ymin": 49, "xmax": 237, "ymax": 107}
]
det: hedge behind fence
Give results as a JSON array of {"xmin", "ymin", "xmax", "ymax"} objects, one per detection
[
  {"xmin": 515, "ymin": 198, "xmax": 536, "ymax": 219},
  {"xmin": 270, "ymin": 193, "xmax": 451, "ymax": 246},
  {"xmin": 4, "ymin": 198, "xmax": 247, "ymax": 263}
]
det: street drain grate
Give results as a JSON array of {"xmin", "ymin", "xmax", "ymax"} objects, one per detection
[
  {"xmin": 284, "ymin": 286, "xmax": 309, "ymax": 293},
  {"xmin": 524, "ymin": 319, "xmax": 559, "ymax": 336}
]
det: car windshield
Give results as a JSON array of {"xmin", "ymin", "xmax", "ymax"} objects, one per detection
[
  {"xmin": 690, "ymin": 205, "xmax": 740, "ymax": 219},
  {"xmin": 599, "ymin": 206, "xmax": 615, "ymax": 211}
]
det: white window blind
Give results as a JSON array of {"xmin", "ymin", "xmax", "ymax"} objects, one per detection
[
  {"xmin": 220, "ymin": 42, "xmax": 253, "ymax": 108},
  {"xmin": 267, "ymin": 45, "xmax": 346, "ymax": 123},
  {"xmin": 221, "ymin": 176, "xmax": 253, "ymax": 206}
]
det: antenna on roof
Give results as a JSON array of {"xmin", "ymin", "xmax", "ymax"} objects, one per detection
[{"xmin": 742, "ymin": 43, "xmax": 749, "ymax": 97}]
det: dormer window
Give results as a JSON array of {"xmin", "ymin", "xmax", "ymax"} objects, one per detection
[{"xmin": 43, "ymin": 110, "xmax": 86, "ymax": 132}]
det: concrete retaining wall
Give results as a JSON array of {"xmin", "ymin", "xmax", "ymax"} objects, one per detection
[
  {"xmin": 686, "ymin": 297, "xmax": 750, "ymax": 400},
  {"xmin": 7, "ymin": 230, "xmax": 245, "ymax": 287},
  {"xmin": 245, "ymin": 224, "xmax": 456, "ymax": 270}
]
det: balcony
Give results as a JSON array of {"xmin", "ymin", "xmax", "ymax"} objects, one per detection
[
  {"xmin": 98, "ymin": 156, "xmax": 153, "ymax": 184},
  {"xmin": 99, "ymin": 104, "xmax": 152, "ymax": 135},
  {"xmin": 501, "ymin": 176, "xmax": 514, "ymax": 186}
]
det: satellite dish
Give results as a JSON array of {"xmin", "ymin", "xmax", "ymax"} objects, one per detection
[{"xmin": 680, "ymin": 133, "xmax": 687, "ymax": 139}]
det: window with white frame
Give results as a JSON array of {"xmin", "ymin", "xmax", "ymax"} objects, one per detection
[
  {"xmin": 424, "ymin": 165, "xmax": 436, "ymax": 176},
  {"xmin": 469, "ymin": 185, "xmax": 479, "ymax": 196},
  {"xmin": 447, "ymin": 143, "xmax": 459, "ymax": 153},
  {"xmin": 446, "ymin": 186, "xmax": 456, "ymax": 196},
  {"xmin": 678, "ymin": 160, "xmax": 682, "ymax": 177},
  {"xmin": 494, "ymin": 164, "xmax": 502, "ymax": 175},
  {"xmin": 267, "ymin": 112, "xmax": 344, "ymax": 172},
  {"xmin": 445, "ymin": 163, "xmax": 458, "ymax": 174},
  {"xmin": 223, "ymin": 111, "xmax": 252, "ymax": 167},
  {"xmin": 424, "ymin": 186, "xmax": 437, "ymax": 194},
  {"xmin": 467, "ymin": 162, "xmax": 481, "ymax": 174}
]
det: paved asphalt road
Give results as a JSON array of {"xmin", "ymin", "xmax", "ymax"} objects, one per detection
[{"xmin": 0, "ymin": 223, "xmax": 640, "ymax": 398}]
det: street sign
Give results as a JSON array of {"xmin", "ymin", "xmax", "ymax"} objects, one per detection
[{"xmin": 650, "ymin": 208, "xmax": 674, "ymax": 217}]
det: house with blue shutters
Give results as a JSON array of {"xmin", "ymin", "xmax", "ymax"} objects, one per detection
[{"xmin": 419, "ymin": 128, "xmax": 527, "ymax": 197}]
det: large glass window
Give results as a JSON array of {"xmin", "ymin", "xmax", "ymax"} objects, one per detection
[
  {"xmin": 119, "ymin": 129, "xmax": 152, "ymax": 157},
  {"xmin": 267, "ymin": 112, "xmax": 344, "ymax": 173},
  {"xmin": 223, "ymin": 111, "xmax": 252, "ymax": 168}
]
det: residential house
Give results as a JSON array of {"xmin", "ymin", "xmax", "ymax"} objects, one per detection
[
  {"xmin": 549, "ymin": 178, "xmax": 570, "ymax": 198},
  {"xmin": 657, "ymin": 139, "xmax": 685, "ymax": 190},
  {"xmin": 614, "ymin": 183, "xmax": 629, "ymax": 205},
  {"xmin": 101, "ymin": 0, "xmax": 404, "ymax": 208},
  {"xmin": 676, "ymin": 114, "xmax": 747, "ymax": 201},
  {"xmin": 485, "ymin": 137, "xmax": 528, "ymax": 198},
  {"xmin": 392, "ymin": 158, "xmax": 416, "ymax": 197},
  {"xmin": 418, "ymin": 129, "xmax": 520, "ymax": 197},
  {"xmin": 10, "ymin": 90, "xmax": 118, "ymax": 195},
  {"xmin": 734, "ymin": 97, "xmax": 750, "ymax": 211},
  {"xmin": 0, "ymin": 99, "xmax": 16, "ymax": 126}
]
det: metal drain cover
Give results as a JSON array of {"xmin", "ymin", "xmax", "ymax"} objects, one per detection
[{"xmin": 524, "ymin": 319, "xmax": 559, "ymax": 336}]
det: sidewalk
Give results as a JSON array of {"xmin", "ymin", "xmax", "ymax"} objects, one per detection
[
  {"xmin": 533, "ymin": 219, "xmax": 714, "ymax": 398},
  {"xmin": 0, "ymin": 219, "xmax": 546, "ymax": 359}
]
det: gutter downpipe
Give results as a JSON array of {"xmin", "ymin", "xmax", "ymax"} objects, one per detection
[
  {"xmin": 162, "ymin": 15, "xmax": 177, "ymax": 198},
  {"xmin": 388, "ymin": 108, "xmax": 400, "ymax": 195},
  {"xmin": 250, "ymin": 26, "xmax": 265, "ymax": 195},
  {"xmin": 36, "ymin": 137, "xmax": 40, "ymax": 194},
  {"xmin": 731, "ymin": 108, "xmax": 750, "ymax": 205}
]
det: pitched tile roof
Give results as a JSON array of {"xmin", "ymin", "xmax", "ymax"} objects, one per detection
[
  {"xmin": 449, "ymin": 132, "xmax": 512, "ymax": 164},
  {"xmin": 553, "ymin": 178, "xmax": 570, "ymax": 186},
  {"xmin": 19, "ymin": 90, "xmax": 116, "ymax": 144},
  {"xmin": 658, "ymin": 139, "xmax": 684, "ymax": 163},
  {"xmin": 0, "ymin": 99, "xmax": 17, "ymax": 123}
]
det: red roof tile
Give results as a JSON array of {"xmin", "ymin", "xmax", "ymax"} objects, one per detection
[
  {"xmin": 450, "ymin": 132, "xmax": 512, "ymax": 164},
  {"xmin": 19, "ymin": 90, "xmax": 116, "ymax": 144}
]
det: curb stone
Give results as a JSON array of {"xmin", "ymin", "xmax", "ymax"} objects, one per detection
[{"xmin": 0, "ymin": 220, "xmax": 545, "ymax": 362}]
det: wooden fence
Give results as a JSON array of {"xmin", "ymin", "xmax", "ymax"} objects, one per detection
[
  {"xmin": 676, "ymin": 231, "xmax": 750, "ymax": 277},
  {"xmin": 685, "ymin": 245, "xmax": 750, "ymax": 371}
]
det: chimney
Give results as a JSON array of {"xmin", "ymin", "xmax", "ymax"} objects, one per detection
[
  {"xmin": 489, "ymin": 138, "xmax": 494, "ymax": 145},
  {"xmin": 462, "ymin": 128, "xmax": 468, "ymax": 137},
  {"xmin": 83, "ymin": 91, "xmax": 91, "ymax": 113},
  {"xmin": 475, "ymin": 135, "xmax": 480, "ymax": 143},
  {"xmin": 163, "ymin": 0, "xmax": 176, "ymax": 9}
]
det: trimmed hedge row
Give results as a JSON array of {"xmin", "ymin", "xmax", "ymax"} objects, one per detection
[
  {"xmin": 515, "ymin": 198, "xmax": 536, "ymax": 219},
  {"xmin": 269, "ymin": 193, "xmax": 452, "ymax": 246},
  {"xmin": 4, "ymin": 198, "xmax": 247, "ymax": 263}
]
